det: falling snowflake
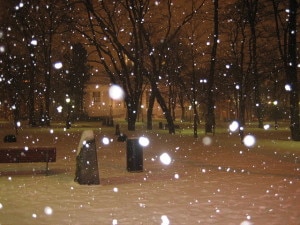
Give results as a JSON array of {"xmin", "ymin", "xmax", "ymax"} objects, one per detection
[
  {"xmin": 102, "ymin": 137, "xmax": 110, "ymax": 145},
  {"xmin": 243, "ymin": 135, "xmax": 256, "ymax": 147},
  {"xmin": 160, "ymin": 153, "xmax": 172, "ymax": 165},
  {"xmin": 0, "ymin": 46, "xmax": 5, "ymax": 53},
  {"xmin": 202, "ymin": 136, "xmax": 212, "ymax": 146},
  {"xmin": 139, "ymin": 136, "xmax": 150, "ymax": 147},
  {"xmin": 53, "ymin": 62, "xmax": 63, "ymax": 69},
  {"xmin": 108, "ymin": 84, "xmax": 125, "ymax": 100},
  {"xmin": 44, "ymin": 206, "xmax": 53, "ymax": 215},
  {"xmin": 285, "ymin": 84, "xmax": 291, "ymax": 91},
  {"xmin": 161, "ymin": 215, "xmax": 170, "ymax": 225},
  {"xmin": 30, "ymin": 39, "xmax": 37, "ymax": 46},
  {"xmin": 240, "ymin": 220, "xmax": 253, "ymax": 225},
  {"xmin": 229, "ymin": 121, "xmax": 239, "ymax": 132}
]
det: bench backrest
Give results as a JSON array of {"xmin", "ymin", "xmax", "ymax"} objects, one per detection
[{"xmin": 0, "ymin": 147, "xmax": 56, "ymax": 163}]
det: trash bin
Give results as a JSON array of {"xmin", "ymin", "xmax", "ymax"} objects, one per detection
[
  {"xmin": 126, "ymin": 138, "xmax": 143, "ymax": 172},
  {"xmin": 115, "ymin": 124, "xmax": 120, "ymax": 135},
  {"xmin": 159, "ymin": 122, "xmax": 163, "ymax": 129}
]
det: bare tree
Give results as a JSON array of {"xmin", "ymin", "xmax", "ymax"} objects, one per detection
[
  {"xmin": 141, "ymin": 0, "xmax": 206, "ymax": 133},
  {"xmin": 1, "ymin": 1, "xmax": 39, "ymax": 126},
  {"xmin": 180, "ymin": 24, "xmax": 204, "ymax": 137},
  {"xmin": 66, "ymin": 43, "xmax": 91, "ymax": 118},
  {"xmin": 73, "ymin": 0, "xmax": 145, "ymax": 131},
  {"xmin": 271, "ymin": 0, "xmax": 300, "ymax": 140},
  {"xmin": 71, "ymin": 0, "xmax": 205, "ymax": 133},
  {"xmin": 221, "ymin": 1, "xmax": 250, "ymax": 139},
  {"xmin": 244, "ymin": 0, "xmax": 264, "ymax": 128},
  {"xmin": 9, "ymin": 0, "xmax": 71, "ymax": 126},
  {"xmin": 205, "ymin": 0, "xmax": 219, "ymax": 134},
  {"xmin": 286, "ymin": 0, "xmax": 300, "ymax": 140}
]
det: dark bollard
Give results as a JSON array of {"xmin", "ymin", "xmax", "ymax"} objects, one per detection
[
  {"xmin": 126, "ymin": 138, "xmax": 143, "ymax": 172},
  {"xmin": 117, "ymin": 133, "xmax": 127, "ymax": 142},
  {"xmin": 75, "ymin": 130, "xmax": 100, "ymax": 185},
  {"xmin": 115, "ymin": 124, "xmax": 120, "ymax": 136},
  {"xmin": 109, "ymin": 118, "xmax": 114, "ymax": 127},
  {"xmin": 66, "ymin": 119, "xmax": 71, "ymax": 129}
]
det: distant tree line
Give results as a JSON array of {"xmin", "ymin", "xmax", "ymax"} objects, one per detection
[
  {"xmin": 0, "ymin": 0, "xmax": 299, "ymax": 140},
  {"xmin": 0, "ymin": 0, "xmax": 90, "ymax": 126}
]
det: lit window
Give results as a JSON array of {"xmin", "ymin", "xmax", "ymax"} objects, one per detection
[{"xmin": 92, "ymin": 92, "xmax": 101, "ymax": 103}]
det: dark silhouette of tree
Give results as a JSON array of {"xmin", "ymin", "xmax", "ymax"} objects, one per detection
[
  {"xmin": 205, "ymin": 0, "xmax": 219, "ymax": 135},
  {"xmin": 0, "ymin": 40, "xmax": 28, "ymax": 131},
  {"xmin": 73, "ymin": 0, "xmax": 144, "ymax": 131},
  {"xmin": 272, "ymin": 0, "xmax": 300, "ymax": 140},
  {"xmin": 286, "ymin": 0, "xmax": 300, "ymax": 140},
  {"xmin": 2, "ymin": 0, "xmax": 72, "ymax": 126},
  {"xmin": 220, "ymin": 0, "xmax": 277, "ymax": 139},
  {"xmin": 0, "ymin": 1, "xmax": 38, "ymax": 126},
  {"xmin": 245, "ymin": 0, "xmax": 264, "ymax": 128},
  {"xmin": 180, "ymin": 25, "xmax": 204, "ymax": 138},
  {"xmin": 221, "ymin": 1, "xmax": 249, "ymax": 139},
  {"xmin": 141, "ymin": 0, "xmax": 206, "ymax": 134},
  {"xmin": 66, "ymin": 43, "xmax": 91, "ymax": 119},
  {"xmin": 152, "ymin": 38, "xmax": 187, "ymax": 125},
  {"xmin": 71, "ymin": 0, "xmax": 204, "ymax": 133},
  {"xmin": 1, "ymin": 0, "xmax": 297, "ymax": 138}
]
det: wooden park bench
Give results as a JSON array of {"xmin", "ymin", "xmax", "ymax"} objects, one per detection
[{"xmin": 0, "ymin": 147, "xmax": 56, "ymax": 175}]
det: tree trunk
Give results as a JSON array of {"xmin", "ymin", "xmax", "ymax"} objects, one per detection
[
  {"xmin": 192, "ymin": 48, "xmax": 198, "ymax": 138},
  {"xmin": 12, "ymin": 96, "xmax": 20, "ymax": 135},
  {"xmin": 252, "ymin": 36, "xmax": 264, "ymax": 129},
  {"xmin": 181, "ymin": 106, "xmax": 186, "ymax": 122},
  {"xmin": 245, "ymin": 0, "xmax": 263, "ymax": 128},
  {"xmin": 287, "ymin": 0, "xmax": 300, "ymax": 140},
  {"xmin": 193, "ymin": 106, "xmax": 198, "ymax": 138},
  {"xmin": 127, "ymin": 109, "xmax": 137, "ymax": 131},
  {"xmin": 146, "ymin": 91, "xmax": 155, "ymax": 130},
  {"xmin": 238, "ymin": 87, "xmax": 246, "ymax": 142},
  {"xmin": 205, "ymin": 0, "xmax": 218, "ymax": 134},
  {"xmin": 44, "ymin": 45, "xmax": 52, "ymax": 127},
  {"xmin": 126, "ymin": 98, "xmax": 138, "ymax": 131},
  {"xmin": 27, "ymin": 44, "xmax": 37, "ymax": 126},
  {"xmin": 272, "ymin": 0, "xmax": 300, "ymax": 140},
  {"xmin": 152, "ymin": 84, "xmax": 175, "ymax": 134},
  {"xmin": 28, "ymin": 66, "xmax": 36, "ymax": 126},
  {"xmin": 44, "ymin": 73, "xmax": 51, "ymax": 126}
]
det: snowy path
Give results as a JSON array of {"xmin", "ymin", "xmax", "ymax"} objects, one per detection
[{"xmin": 0, "ymin": 122, "xmax": 299, "ymax": 225}]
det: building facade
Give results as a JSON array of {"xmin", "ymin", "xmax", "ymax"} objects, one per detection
[
  {"xmin": 83, "ymin": 75, "xmax": 171, "ymax": 120},
  {"xmin": 83, "ymin": 75, "xmax": 229, "ymax": 122}
]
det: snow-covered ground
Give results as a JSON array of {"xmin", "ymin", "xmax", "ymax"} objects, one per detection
[{"xmin": 0, "ymin": 121, "xmax": 299, "ymax": 225}]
